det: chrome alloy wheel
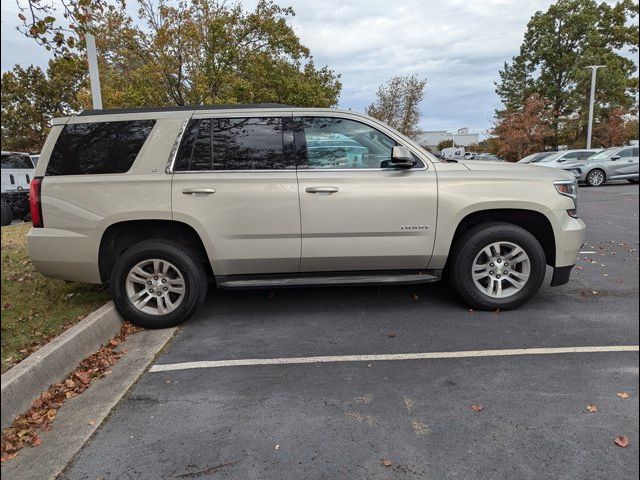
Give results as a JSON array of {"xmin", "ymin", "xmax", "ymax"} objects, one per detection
[
  {"xmin": 587, "ymin": 170, "xmax": 605, "ymax": 186},
  {"xmin": 471, "ymin": 241, "xmax": 531, "ymax": 299},
  {"xmin": 125, "ymin": 259, "xmax": 186, "ymax": 315}
]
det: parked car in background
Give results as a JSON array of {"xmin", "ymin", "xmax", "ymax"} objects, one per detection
[
  {"xmin": 464, "ymin": 152, "xmax": 477, "ymax": 160},
  {"xmin": 533, "ymin": 149, "xmax": 600, "ymax": 169},
  {"xmin": 1, "ymin": 151, "xmax": 35, "ymax": 226},
  {"xmin": 563, "ymin": 146, "xmax": 639, "ymax": 186},
  {"xmin": 518, "ymin": 152, "xmax": 555, "ymax": 164},
  {"xmin": 475, "ymin": 153, "xmax": 503, "ymax": 162},
  {"xmin": 27, "ymin": 105, "xmax": 584, "ymax": 328},
  {"xmin": 440, "ymin": 146, "xmax": 466, "ymax": 161}
]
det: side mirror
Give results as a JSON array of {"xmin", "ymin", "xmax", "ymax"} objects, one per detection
[
  {"xmin": 611, "ymin": 155, "xmax": 621, "ymax": 161},
  {"xmin": 390, "ymin": 146, "xmax": 416, "ymax": 169},
  {"xmin": 557, "ymin": 159, "xmax": 566, "ymax": 163}
]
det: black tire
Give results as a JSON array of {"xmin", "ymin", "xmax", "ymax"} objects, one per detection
[
  {"xmin": 1, "ymin": 200, "xmax": 13, "ymax": 227},
  {"xmin": 448, "ymin": 222, "xmax": 546, "ymax": 310},
  {"xmin": 585, "ymin": 169, "xmax": 606, "ymax": 187},
  {"xmin": 110, "ymin": 240, "xmax": 207, "ymax": 329}
]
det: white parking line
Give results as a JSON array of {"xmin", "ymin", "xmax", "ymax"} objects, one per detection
[
  {"xmin": 149, "ymin": 345, "xmax": 639, "ymax": 372},
  {"xmin": 579, "ymin": 251, "xmax": 597, "ymax": 254}
]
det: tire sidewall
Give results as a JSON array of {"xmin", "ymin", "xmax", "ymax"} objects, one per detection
[
  {"xmin": 110, "ymin": 241, "xmax": 206, "ymax": 329},
  {"xmin": 452, "ymin": 224, "xmax": 546, "ymax": 310}
]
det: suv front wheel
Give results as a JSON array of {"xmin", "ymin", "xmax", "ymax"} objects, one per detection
[
  {"xmin": 110, "ymin": 240, "xmax": 207, "ymax": 328},
  {"xmin": 449, "ymin": 223, "xmax": 546, "ymax": 310}
]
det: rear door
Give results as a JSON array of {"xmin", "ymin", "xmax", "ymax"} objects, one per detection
[
  {"xmin": 294, "ymin": 115, "xmax": 437, "ymax": 272},
  {"xmin": 171, "ymin": 115, "xmax": 301, "ymax": 276}
]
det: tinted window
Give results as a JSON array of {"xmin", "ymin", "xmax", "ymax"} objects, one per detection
[
  {"xmin": 579, "ymin": 151, "xmax": 596, "ymax": 160},
  {"xmin": 633, "ymin": 148, "xmax": 639, "ymax": 157},
  {"xmin": 562, "ymin": 152, "xmax": 580, "ymax": 160},
  {"xmin": 46, "ymin": 120, "xmax": 155, "ymax": 176},
  {"xmin": 297, "ymin": 117, "xmax": 423, "ymax": 169},
  {"xmin": 618, "ymin": 148, "xmax": 634, "ymax": 158},
  {"xmin": 174, "ymin": 117, "xmax": 285, "ymax": 171},
  {"xmin": 1, "ymin": 153, "xmax": 33, "ymax": 169}
]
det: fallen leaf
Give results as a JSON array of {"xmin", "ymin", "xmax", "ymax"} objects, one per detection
[
  {"xmin": 30, "ymin": 436, "xmax": 42, "ymax": 447},
  {"xmin": 616, "ymin": 392, "xmax": 630, "ymax": 399},
  {"xmin": 470, "ymin": 404, "xmax": 483, "ymax": 412},
  {"xmin": 388, "ymin": 330, "xmax": 396, "ymax": 338},
  {"xmin": 88, "ymin": 420, "xmax": 96, "ymax": 425},
  {"xmin": 274, "ymin": 444, "xmax": 280, "ymax": 450},
  {"xmin": 614, "ymin": 435, "xmax": 629, "ymax": 448},
  {"xmin": 411, "ymin": 294, "xmax": 419, "ymax": 300},
  {"xmin": 586, "ymin": 404, "xmax": 597, "ymax": 413},
  {"xmin": 381, "ymin": 459, "xmax": 393, "ymax": 467},
  {"xmin": 493, "ymin": 309, "xmax": 501, "ymax": 314},
  {"xmin": 576, "ymin": 266, "xmax": 584, "ymax": 271}
]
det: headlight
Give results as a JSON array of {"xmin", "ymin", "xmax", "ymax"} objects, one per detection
[{"xmin": 554, "ymin": 179, "xmax": 579, "ymax": 217}]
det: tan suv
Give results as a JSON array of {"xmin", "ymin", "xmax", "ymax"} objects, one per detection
[{"xmin": 28, "ymin": 104, "xmax": 585, "ymax": 328}]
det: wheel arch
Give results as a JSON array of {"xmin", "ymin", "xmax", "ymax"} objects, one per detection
[
  {"xmin": 442, "ymin": 209, "xmax": 556, "ymax": 271},
  {"xmin": 98, "ymin": 219, "xmax": 212, "ymax": 283}
]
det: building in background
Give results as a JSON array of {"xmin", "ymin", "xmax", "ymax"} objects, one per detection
[{"xmin": 414, "ymin": 128, "xmax": 480, "ymax": 149}]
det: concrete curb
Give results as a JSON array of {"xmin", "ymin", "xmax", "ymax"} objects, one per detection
[{"xmin": 1, "ymin": 302, "xmax": 123, "ymax": 430}]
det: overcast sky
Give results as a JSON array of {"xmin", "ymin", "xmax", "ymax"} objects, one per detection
[{"xmin": 1, "ymin": 0, "xmax": 636, "ymax": 133}]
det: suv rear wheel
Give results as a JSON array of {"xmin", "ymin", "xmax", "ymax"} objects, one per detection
[
  {"xmin": 1, "ymin": 200, "xmax": 13, "ymax": 226},
  {"xmin": 110, "ymin": 240, "xmax": 207, "ymax": 328},
  {"xmin": 449, "ymin": 222, "xmax": 546, "ymax": 310}
]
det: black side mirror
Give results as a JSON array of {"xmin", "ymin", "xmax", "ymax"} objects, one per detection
[
  {"xmin": 390, "ymin": 146, "xmax": 416, "ymax": 169},
  {"xmin": 610, "ymin": 155, "xmax": 621, "ymax": 161},
  {"xmin": 557, "ymin": 159, "xmax": 566, "ymax": 163}
]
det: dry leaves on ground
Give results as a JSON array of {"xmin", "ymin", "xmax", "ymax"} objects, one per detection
[
  {"xmin": 616, "ymin": 392, "xmax": 630, "ymax": 399},
  {"xmin": 381, "ymin": 459, "xmax": 393, "ymax": 467},
  {"xmin": 0, "ymin": 322, "xmax": 142, "ymax": 462},
  {"xmin": 586, "ymin": 404, "xmax": 598, "ymax": 413},
  {"xmin": 470, "ymin": 404, "xmax": 483, "ymax": 412},
  {"xmin": 614, "ymin": 436, "xmax": 630, "ymax": 448}
]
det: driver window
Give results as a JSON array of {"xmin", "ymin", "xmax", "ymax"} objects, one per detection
[{"xmin": 298, "ymin": 117, "xmax": 422, "ymax": 169}]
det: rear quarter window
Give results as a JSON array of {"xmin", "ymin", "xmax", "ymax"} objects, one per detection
[{"xmin": 46, "ymin": 120, "xmax": 155, "ymax": 176}]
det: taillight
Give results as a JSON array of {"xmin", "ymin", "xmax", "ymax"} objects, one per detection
[{"xmin": 30, "ymin": 177, "xmax": 43, "ymax": 228}]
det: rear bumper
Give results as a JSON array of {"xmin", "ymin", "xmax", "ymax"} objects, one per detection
[{"xmin": 27, "ymin": 228, "xmax": 102, "ymax": 284}]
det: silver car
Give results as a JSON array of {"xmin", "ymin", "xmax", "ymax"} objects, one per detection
[{"xmin": 563, "ymin": 146, "xmax": 640, "ymax": 186}]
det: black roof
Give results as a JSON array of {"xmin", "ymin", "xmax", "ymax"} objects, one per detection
[{"xmin": 79, "ymin": 103, "xmax": 293, "ymax": 116}]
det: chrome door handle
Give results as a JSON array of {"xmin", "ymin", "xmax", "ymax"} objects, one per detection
[
  {"xmin": 305, "ymin": 186, "xmax": 338, "ymax": 194},
  {"xmin": 182, "ymin": 188, "xmax": 215, "ymax": 195}
]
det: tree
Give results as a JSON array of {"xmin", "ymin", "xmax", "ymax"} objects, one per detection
[
  {"xmin": 1, "ymin": 56, "xmax": 88, "ymax": 152},
  {"xmin": 496, "ymin": 0, "xmax": 639, "ymax": 146},
  {"xmin": 593, "ymin": 107, "xmax": 638, "ymax": 147},
  {"xmin": 14, "ymin": 0, "xmax": 342, "ymax": 109},
  {"xmin": 366, "ymin": 75, "xmax": 427, "ymax": 138},
  {"xmin": 437, "ymin": 139, "xmax": 453, "ymax": 150},
  {"xmin": 492, "ymin": 94, "xmax": 555, "ymax": 161}
]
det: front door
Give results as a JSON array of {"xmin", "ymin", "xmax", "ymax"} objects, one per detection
[
  {"xmin": 294, "ymin": 116, "xmax": 438, "ymax": 272},
  {"xmin": 171, "ymin": 115, "xmax": 301, "ymax": 276}
]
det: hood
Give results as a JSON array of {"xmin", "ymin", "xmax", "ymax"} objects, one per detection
[{"xmin": 457, "ymin": 160, "xmax": 576, "ymax": 180}]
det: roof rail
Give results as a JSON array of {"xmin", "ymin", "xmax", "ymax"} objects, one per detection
[{"xmin": 78, "ymin": 103, "xmax": 294, "ymax": 116}]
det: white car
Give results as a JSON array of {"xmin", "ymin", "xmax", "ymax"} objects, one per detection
[
  {"xmin": 532, "ymin": 149, "xmax": 601, "ymax": 168},
  {"xmin": 1, "ymin": 151, "xmax": 36, "ymax": 226}
]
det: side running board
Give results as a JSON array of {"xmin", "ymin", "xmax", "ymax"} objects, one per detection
[{"xmin": 217, "ymin": 272, "xmax": 439, "ymax": 289}]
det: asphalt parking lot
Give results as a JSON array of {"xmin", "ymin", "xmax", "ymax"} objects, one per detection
[{"xmin": 62, "ymin": 183, "xmax": 638, "ymax": 480}]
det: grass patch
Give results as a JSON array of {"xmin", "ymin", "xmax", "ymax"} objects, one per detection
[{"xmin": 1, "ymin": 223, "xmax": 110, "ymax": 373}]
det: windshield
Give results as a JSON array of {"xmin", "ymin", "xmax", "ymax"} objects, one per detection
[
  {"xmin": 535, "ymin": 152, "xmax": 563, "ymax": 163},
  {"xmin": 588, "ymin": 148, "xmax": 618, "ymax": 160},
  {"xmin": 1, "ymin": 153, "xmax": 33, "ymax": 169}
]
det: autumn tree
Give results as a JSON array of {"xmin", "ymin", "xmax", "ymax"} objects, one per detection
[
  {"xmin": 492, "ymin": 94, "xmax": 555, "ymax": 161},
  {"xmin": 1, "ymin": 56, "xmax": 88, "ymax": 152},
  {"xmin": 496, "ymin": 0, "xmax": 639, "ymax": 147},
  {"xmin": 592, "ymin": 108, "xmax": 638, "ymax": 147},
  {"xmin": 366, "ymin": 75, "xmax": 427, "ymax": 138},
  {"xmin": 437, "ymin": 139, "xmax": 454, "ymax": 150}
]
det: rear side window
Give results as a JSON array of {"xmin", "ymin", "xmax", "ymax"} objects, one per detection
[
  {"xmin": 46, "ymin": 120, "xmax": 155, "ymax": 176},
  {"xmin": 1, "ymin": 153, "xmax": 33, "ymax": 169},
  {"xmin": 174, "ymin": 117, "xmax": 285, "ymax": 171}
]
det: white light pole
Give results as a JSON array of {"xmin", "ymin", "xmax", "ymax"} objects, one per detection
[
  {"xmin": 585, "ymin": 65, "xmax": 605, "ymax": 149},
  {"xmin": 83, "ymin": 7, "xmax": 102, "ymax": 109}
]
